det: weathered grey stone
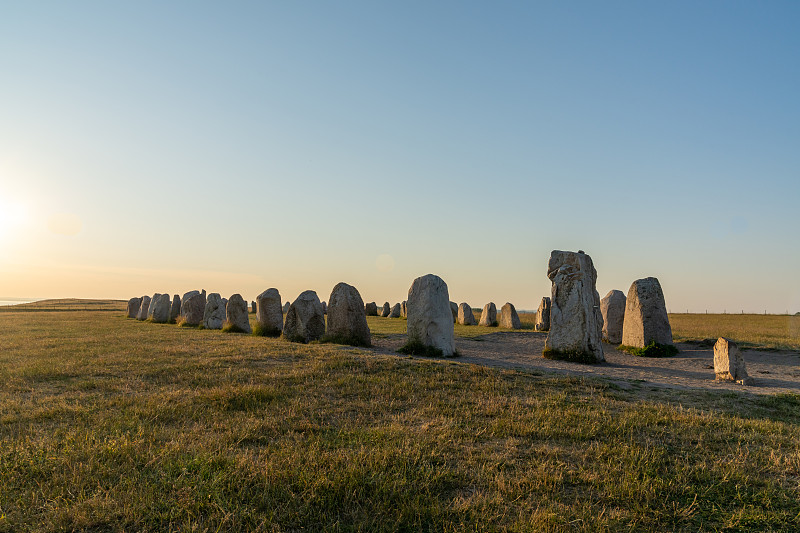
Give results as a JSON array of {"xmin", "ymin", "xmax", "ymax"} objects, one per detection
[
  {"xmin": 365, "ymin": 302, "xmax": 379, "ymax": 316},
  {"xmin": 251, "ymin": 301, "xmax": 256, "ymax": 314},
  {"xmin": 406, "ymin": 274, "xmax": 455, "ymax": 357},
  {"xmin": 621, "ymin": 277, "xmax": 673, "ymax": 348},
  {"xmin": 282, "ymin": 302, "xmax": 290, "ymax": 313},
  {"xmin": 203, "ymin": 293, "xmax": 226, "ymax": 330},
  {"xmin": 225, "ymin": 294, "xmax": 251, "ymax": 333},
  {"xmin": 149, "ymin": 293, "xmax": 171, "ymax": 323},
  {"xmin": 256, "ymin": 288, "xmax": 283, "ymax": 336},
  {"xmin": 389, "ymin": 303, "xmax": 402, "ymax": 318},
  {"xmin": 450, "ymin": 301, "xmax": 458, "ymax": 323},
  {"xmin": 126, "ymin": 297, "xmax": 142, "ymax": 319},
  {"xmin": 401, "ymin": 301, "xmax": 407, "ymax": 318},
  {"xmin": 283, "ymin": 290, "xmax": 325, "ymax": 343},
  {"xmin": 136, "ymin": 295, "xmax": 151, "ymax": 320},
  {"xmin": 326, "ymin": 282, "xmax": 371, "ymax": 346},
  {"xmin": 544, "ymin": 250, "xmax": 604, "ymax": 363},
  {"xmin": 169, "ymin": 294, "xmax": 181, "ymax": 322},
  {"xmin": 534, "ymin": 297, "xmax": 551, "ymax": 332},
  {"xmin": 478, "ymin": 302, "xmax": 497, "ymax": 327},
  {"xmin": 180, "ymin": 290, "xmax": 205, "ymax": 326},
  {"xmin": 380, "ymin": 302, "xmax": 391, "ymax": 317},
  {"xmin": 458, "ymin": 303, "xmax": 477, "ymax": 325},
  {"xmin": 600, "ymin": 290, "xmax": 626, "ymax": 344},
  {"xmin": 713, "ymin": 337, "xmax": 754, "ymax": 385},
  {"xmin": 498, "ymin": 302, "xmax": 521, "ymax": 329},
  {"xmin": 321, "ymin": 301, "xmax": 327, "ymax": 315}
]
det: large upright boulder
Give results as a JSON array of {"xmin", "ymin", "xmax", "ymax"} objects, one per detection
[
  {"xmin": 136, "ymin": 295, "xmax": 151, "ymax": 321},
  {"xmin": 498, "ymin": 302, "xmax": 521, "ymax": 329},
  {"xmin": 404, "ymin": 274, "xmax": 455, "ymax": 357},
  {"xmin": 283, "ymin": 290, "xmax": 326, "ymax": 343},
  {"xmin": 458, "ymin": 303, "xmax": 476, "ymax": 325},
  {"xmin": 225, "ymin": 294, "xmax": 251, "ymax": 333},
  {"xmin": 600, "ymin": 290, "xmax": 626, "ymax": 344},
  {"xmin": 126, "ymin": 297, "xmax": 142, "ymax": 319},
  {"xmin": 255, "ymin": 288, "xmax": 283, "ymax": 336},
  {"xmin": 203, "ymin": 293, "xmax": 226, "ymax": 330},
  {"xmin": 449, "ymin": 302, "xmax": 458, "ymax": 323},
  {"xmin": 169, "ymin": 294, "xmax": 181, "ymax": 322},
  {"xmin": 380, "ymin": 302, "xmax": 391, "ymax": 317},
  {"xmin": 713, "ymin": 338, "xmax": 754, "ymax": 385},
  {"xmin": 180, "ymin": 290, "xmax": 205, "ymax": 326},
  {"xmin": 478, "ymin": 302, "xmax": 497, "ymax": 327},
  {"xmin": 365, "ymin": 302, "xmax": 378, "ymax": 316},
  {"xmin": 534, "ymin": 297, "xmax": 551, "ymax": 331},
  {"xmin": 389, "ymin": 303, "xmax": 402, "ymax": 318},
  {"xmin": 149, "ymin": 293, "xmax": 171, "ymax": 323},
  {"xmin": 544, "ymin": 250, "xmax": 604, "ymax": 363},
  {"xmin": 326, "ymin": 282, "xmax": 371, "ymax": 346},
  {"xmin": 621, "ymin": 277, "xmax": 673, "ymax": 348}
]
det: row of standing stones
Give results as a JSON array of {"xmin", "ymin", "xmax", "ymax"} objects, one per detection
[{"xmin": 125, "ymin": 249, "xmax": 751, "ymax": 383}]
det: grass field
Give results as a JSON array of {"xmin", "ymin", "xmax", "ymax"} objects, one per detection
[{"xmin": 1, "ymin": 309, "xmax": 799, "ymax": 531}]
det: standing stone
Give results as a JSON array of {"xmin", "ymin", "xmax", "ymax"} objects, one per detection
[
  {"xmin": 544, "ymin": 250, "xmax": 604, "ymax": 363},
  {"xmin": 326, "ymin": 282, "xmax": 371, "ymax": 346},
  {"xmin": 458, "ymin": 303, "xmax": 477, "ymax": 325},
  {"xmin": 136, "ymin": 295, "xmax": 151, "ymax": 320},
  {"xmin": 365, "ymin": 302, "xmax": 379, "ymax": 316},
  {"xmin": 449, "ymin": 302, "xmax": 458, "ymax": 323},
  {"xmin": 381, "ymin": 302, "xmax": 391, "ymax": 317},
  {"xmin": 321, "ymin": 301, "xmax": 327, "ymax": 315},
  {"xmin": 713, "ymin": 338, "xmax": 754, "ymax": 385},
  {"xmin": 126, "ymin": 297, "xmax": 142, "ymax": 319},
  {"xmin": 499, "ymin": 302, "xmax": 521, "ymax": 329},
  {"xmin": 180, "ymin": 290, "xmax": 205, "ymax": 326},
  {"xmin": 401, "ymin": 301, "xmax": 407, "ymax": 318},
  {"xmin": 169, "ymin": 294, "xmax": 181, "ymax": 322},
  {"xmin": 251, "ymin": 301, "xmax": 256, "ymax": 314},
  {"xmin": 534, "ymin": 297, "xmax": 551, "ymax": 332},
  {"xmin": 406, "ymin": 274, "xmax": 456, "ymax": 357},
  {"xmin": 620, "ymin": 277, "xmax": 673, "ymax": 348},
  {"xmin": 389, "ymin": 303, "xmax": 402, "ymax": 318},
  {"xmin": 478, "ymin": 302, "xmax": 497, "ymax": 327},
  {"xmin": 203, "ymin": 293, "xmax": 226, "ymax": 330},
  {"xmin": 255, "ymin": 288, "xmax": 283, "ymax": 336},
  {"xmin": 225, "ymin": 294, "xmax": 251, "ymax": 333},
  {"xmin": 282, "ymin": 302, "xmax": 290, "ymax": 313},
  {"xmin": 149, "ymin": 293, "xmax": 171, "ymax": 323},
  {"xmin": 283, "ymin": 290, "xmax": 326, "ymax": 343},
  {"xmin": 600, "ymin": 290, "xmax": 626, "ymax": 344}
]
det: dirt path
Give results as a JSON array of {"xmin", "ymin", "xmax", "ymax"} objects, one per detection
[{"xmin": 371, "ymin": 331, "xmax": 800, "ymax": 395}]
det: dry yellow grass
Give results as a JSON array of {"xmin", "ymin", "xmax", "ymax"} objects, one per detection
[{"xmin": 669, "ymin": 313, "xmax": 800, "ymax": 351}]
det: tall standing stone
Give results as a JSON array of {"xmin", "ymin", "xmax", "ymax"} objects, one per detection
[
  {"xmin": 621, "ymin": 277, "xmax": 673, "ymax": 348},
  {"xmin": 498, "ymin": 302, "xmax": 521, "ymax": 329},
  {"xmin": 326, "ymin": 282, "xmax": 371, "ymax": 346},
  {"xmin": 225, "ymin": 294, "xmax": 252, "ymax": 333},
  {"xmin": 136, "ymin": 295, "xmax": 151, "ymax": 320},
  {"xmin": 713, "ymin": 337, "xmax": 754, "ymax": 385},
  {"xmin": 365, "ymin": 302, "xmax": 378, "ymax": 316},
  {"xmin": 126, "ymin": 297, "xmax": 142, "ymax": 319},
  {"xmin": 169, "ymin": 294, "xmax": 181, "ymax": 322},
  {"xmin": 283, "ymin": 290, "xmax": 326, "ymax": 343},
  {"xmin": 405, "ymin": 274, "xmax": 455, "ymax": 357},
  {"xmin": 321, "ymin": 301, "xmax": 327, "ymax": 315},
  {"xmin": 180, "ymin": 290, "xmax": 205, "ymax": 326},
  {"xmin": 282, "ymin": 301, "xmax": 290, "ymax": 313},
  {"xmin": 251, "ymin": 301, "xmax": 256, "ymax": 314},
  {"xmin": 255, "ymin": 288, "xmax": 283, "ymax": 336},
  {"xmin": 534, "ymin": 297, "xmax": 551, "ymax": 332},
  {"xmin": 401, "ymin": 301, "xmax": 407, "ymax": 318},
  {"xmin": 381, "ymin": 302, "xmax": 391, "ymax": 317},
  {"xmin": 544, "ymin": 250, "xmax": 604, "ymax": 363},
  {"xmin": 389, "ymin": 303, "xmax": 402, "ymax": 318},
  {"xmin": 458, "ymin": 303, "xmax": 477, "ymax": 325},
  {"xmin": 146, "ymin": 294, "xmax": 161, "ymax": 320},
  {"xmin": 600, "ymin": 290, "xmax": 626, "ymax": 344},
  {"xmin": 149, "ymin": 293, "xmax": 171, "ymax": 323},
  {"xmin": 449, "ymin": 302, "xmax": 458, "ymax": 323},
  {"xmin": 478, "ymin": 302, "xmax": 497, "ymax": 327},
  {"xmin": 203, "ymin": 293, "xmax": 226, "ymax": 330}
]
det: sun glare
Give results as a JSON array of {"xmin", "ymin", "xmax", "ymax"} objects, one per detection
[{"xmin": 0, "ymin": 197, "xmax": 29, "ymax": 242}]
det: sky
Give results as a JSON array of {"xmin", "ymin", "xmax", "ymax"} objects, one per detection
[{"xmin": 1, "ymin": 1, "xmax": 799, "ymax": 312}]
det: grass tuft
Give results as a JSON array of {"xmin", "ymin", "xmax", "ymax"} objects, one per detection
[
  {"xmin": 397, "ymin": 340, "xmax": 444, "ymax": 357},
  {"xmin": 252, "ymin": 323, "xmax": 282, "ymax": 337},
  {"xmin": 222, "ymin": 321, "xmax": 249, "ymax": 334},
  {"xmin": 542, "ymin": 347, "xmax": 602, "ymax": 364},
  {"xmin": 618, "ymin": 341, "xmax": 679, "ymax": 358}
]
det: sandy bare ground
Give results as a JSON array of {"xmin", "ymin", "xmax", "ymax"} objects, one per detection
[{"xmin": 371, "ymin": 331, "xmax": 800, "ymax": 395}]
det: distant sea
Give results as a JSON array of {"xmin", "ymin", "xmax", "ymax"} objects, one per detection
[{"xmin": 0, "ymin": 299, "xmax": 38, "ymax": 306}]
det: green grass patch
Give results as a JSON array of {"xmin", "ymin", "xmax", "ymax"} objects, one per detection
[
  {"xmin": 618, "ymin": 342, "xmax": 680, "ymax": 358},
  {"xmin": 252, "ymin": 323, "xmax": 282, "ymax": 337},
  {"xmin": 542, "ymin": 347, "xmax": 603, "ymax": 364},
  {"xmin": 222, "ymin": 321, "xmax": 249, "ymax": 334}
]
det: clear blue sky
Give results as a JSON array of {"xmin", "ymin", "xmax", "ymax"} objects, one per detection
[{"xmin": 1, "ymin": 1, "xmax": 798, "ymax": 313}]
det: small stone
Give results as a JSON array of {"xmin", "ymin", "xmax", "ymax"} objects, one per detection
[
  {"xmin": 126, "ymin": 297, "xmax": 142, "ymax": 319},
  {"xmin": 714, "ymin": 337, "xmax": 753, "ymax": 385},
  {"xmin": 365, "ymin": 302, "xmax": 379, "ymax": 316},
  {"xmin": 534, "ymin": 297, "xmax": 551, "ymax": 331},
  {"xmin": 401, "ymin": 301, "xmax": 407, "ymax": 318},
  {"xmin": 251, "ymin": 301, "xmax": 256, "ymax": 314},
  {"xmin": 283, "ymin": 302, "xmax": 290, "ymax": 313},
  {"xmin": 450, "ymin": 301, "xmax": 458, "ymax": 323},
  {"xmin": 600, "ymin": 290, "xmax": 626, "ymax": 344},
  {"xmin": 498, "ymin": 302, "xmax": 521, "ymax": 329},
  {"xmin": 321, "ymin": 301, "xmax": 327, "ymax": 315},
  {"xmin": 283, "ymin": 290, "xmax": 326, "ymax": 343},
  {"xmin": 389, "ymin": 303, "xmax": 402, "ymax": 318},
  {"xmin": 169, "ymin": 294, "xmax": 181, "ymax": 322},
  {"xmin": 458, "ymin": 303, "xmax": 476, "ymax": 325},
  {"xmin": 381, "ymin": 302, "xmax": 391, "ymax": 317},
  {"xmin": 478, "ymin": 302, "xmax": 497, "ymax": 327}
]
